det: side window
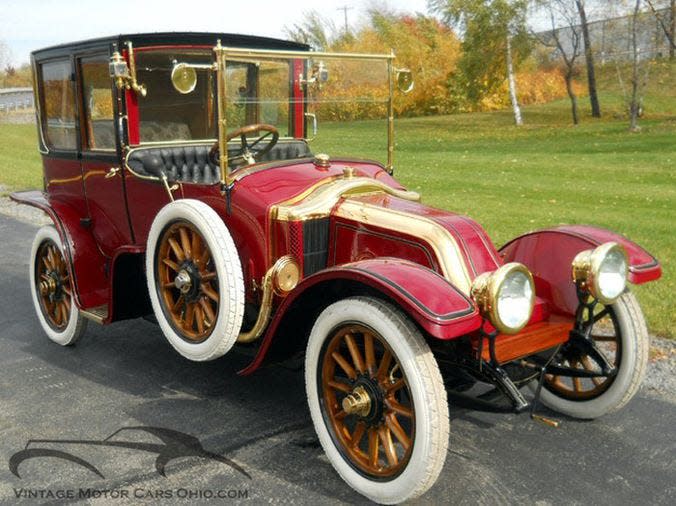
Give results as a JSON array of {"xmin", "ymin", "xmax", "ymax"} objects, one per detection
[
  {"xmin": 40, "ymin": 60, "xmax": 77, "ymax": 150},
  {"xmin": 80, "ymin": 55, "xmax": 115, "ymax": 150}
]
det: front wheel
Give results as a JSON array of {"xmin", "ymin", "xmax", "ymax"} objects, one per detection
[
  {"xmin": 305, "ymin": 297, "xmax": 449, "ymax": 504},
  {"xmin": 536, "ymin": 291, "xmax": 649, "ymax": 419}
]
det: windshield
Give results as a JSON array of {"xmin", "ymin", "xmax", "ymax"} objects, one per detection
[
  {"xmin": 133, "ymin": 47, "xmax": 392, "ymax": 166},
  {"xmin": 135, "ymin": 49, "xmax": 217, "ymax": 143}
]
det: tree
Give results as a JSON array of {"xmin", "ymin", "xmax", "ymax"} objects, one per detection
[
  {"xmin": 575, "ymin": 0, "xmax": 602, "ymax": 117},
  {"xmin": 536, "ymin": 0, "xmax": 583, "ymax": 124},
  {"xmin": 283, "ymin": 11, "xmax": 338, "ymax": 51},
  {"xmin": 646, "ymin": 0, "xmax": 675, "ymax": 59},
  {"xmin": 627, "ymin": 0, "xmax": 649, "ymax": 131},
  {"xmin": 429, "ymin": 0, "xmax": 531, "ymax": 125}
]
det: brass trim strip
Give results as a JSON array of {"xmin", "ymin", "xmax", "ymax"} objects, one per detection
[
  {"xmin": 214, "ymin": 47, "xmax": 395, "ymax": 61},
  {"xmin": 273, "ymin": 177, "xmax": 421, "ymax": 222},
  {"xmin": 334, "ymin": 199, "xmax": 473, "ymax": 294}
]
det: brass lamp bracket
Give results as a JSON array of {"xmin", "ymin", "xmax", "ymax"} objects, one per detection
[{"xmin": 109, "ymin": 42, "xmax": 147, "ymax": 97}]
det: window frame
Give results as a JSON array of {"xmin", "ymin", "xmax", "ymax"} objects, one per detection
[
  {"xmin": 37, "ymin": 56, "xmax": 80, "ymax": 154},
  {"xmin": 77, "ymin": 51, "xmax": 118, "ymax": 154}
]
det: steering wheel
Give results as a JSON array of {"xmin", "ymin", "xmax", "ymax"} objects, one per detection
[{"xmin": 209, "ymin": 124, "xmax": 279, "ymax": 167}]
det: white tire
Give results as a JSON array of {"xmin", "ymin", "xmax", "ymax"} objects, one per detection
[
  {"xmin": 146, "ymin": 199, "xmax": 245, "ymax": 361},
  {"xmin": 305, "ymin": 297, "xmax": 449, "ymax": 504},
  {"xmin": 536, "ymin": 292, "xmax": 649, "ymax": 419},
  {"xmin": 29, "ymin": 225, "xmax": 87, "ymax": 346}
]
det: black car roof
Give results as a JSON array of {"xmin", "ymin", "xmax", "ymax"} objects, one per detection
[{"xmin": 32, "ymin": 32, "xmax": 309, "ymax": 61}]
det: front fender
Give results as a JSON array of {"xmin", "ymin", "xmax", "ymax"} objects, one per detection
[
  {"xmin": 239, "ymin": 258, "xmax": 482, "ymax": 375},
  {"xmin": 500, "ymin": 225, "xmax": 661, "ymax": 316}
]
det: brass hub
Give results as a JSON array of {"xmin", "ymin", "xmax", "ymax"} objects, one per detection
[
  {"xmin": 39, "ymin": 275, "xmax": 58, "ymax": 297},
  {"xmin": 342, "ymin": 386, "xmax": 372, "ymax": 417},
  {"xmin": 174, "ymin": 270, "xmax": 193, "ymax": 294}
]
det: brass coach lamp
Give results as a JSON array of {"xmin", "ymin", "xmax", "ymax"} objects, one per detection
[
  {"xmin": 572, "ymin": 242, "xmax": 628, "ymax": 305},
  {"xmin": 471, "ymin": 262, "xmax": 535, "ymax": 334}
]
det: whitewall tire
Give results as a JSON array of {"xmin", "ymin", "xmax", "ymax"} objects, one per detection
[
  {"xmin": 146, "ymin": 199, "xmax": 245, "ymax": 362},
  {"xmin": 305, "ymin": 297, "xmax": 449, "ymax": 504},
  {"xmin": 536, "ymin": 292, "xmax": 649, "ymax": 419},
  {"xmin": 29, "ymin": 225, "xmax": 87, "ymax": 346}
]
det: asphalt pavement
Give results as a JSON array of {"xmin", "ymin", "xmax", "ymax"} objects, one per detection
[{"xmin": 0, "ymin": 215, "xmax": 674, "ymax": 505}]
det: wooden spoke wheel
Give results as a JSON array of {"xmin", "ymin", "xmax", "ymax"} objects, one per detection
[
  {"xmin": 35, "ymin": 239, "xmax": 72, "ymax": 331},
  {"xmin": 537, "ymin": 291, "xmax": 649, "ymax": 419},
  {"xmin": 544, "ymin": 302, "xmax": 621, "ymax": 400},
  {"xmin": 305, "ymin": 297, "xmax": 449, "ymax": 504},
  {"xmin": 146, "ymin": 199, "xmax": 244, "ymax": 362},
  {"xmin": 156, "ymin": 221, "xmax": 219, "ymax": 343},
  {"xmin": 29, "ymin": 225, "xmax": 87, "ymax": 346},
  {"xmin": 320, "ymin": 324, "xmax": 415, "ymax": 479}
]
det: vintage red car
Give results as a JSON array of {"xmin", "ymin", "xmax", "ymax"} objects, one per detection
[{"xmin": 12, "ymin": 32, "xmax": 661, "ymax": 503}]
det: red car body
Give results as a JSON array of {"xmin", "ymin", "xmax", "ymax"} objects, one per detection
[{"xmin": 11, "ymin": 32, "xmax": 662, "ymax": 503}]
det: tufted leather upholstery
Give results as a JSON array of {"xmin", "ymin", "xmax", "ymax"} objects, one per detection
[{"xmin": 127, "ymin": 141, "xmax": 313, "ymax": 184}]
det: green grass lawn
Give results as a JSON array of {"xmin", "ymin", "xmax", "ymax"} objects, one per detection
[{"xmin": 1, "ymin": 80, "xmax": 674, "ymax": 337}]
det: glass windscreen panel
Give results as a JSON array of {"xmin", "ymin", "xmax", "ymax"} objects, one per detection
[
  {"xmin": 304, "ymin": 57, "xmax": 389, "ymax": 163},
  {"xmin": 135, "ymin": 49, "xmax": 216, "ymax": 143},
  {"xmin": 222, "ymin": 55, "xmax": 389, "ymax": 164}
]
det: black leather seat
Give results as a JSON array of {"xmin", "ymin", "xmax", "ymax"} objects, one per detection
[{"xmin": 127, "ymin": 141, "xmax": 312, "ymax": 184}]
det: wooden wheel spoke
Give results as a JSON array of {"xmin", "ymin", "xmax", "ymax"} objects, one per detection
[
  {"xmin": 570, "ymin": 361, "xmax": 583, "ymax": 392},
  {"xmin": 368, "ymin": 428, "xmax": 379, "ymax": 468},
  {"xmin": 364, "ymin": 333, "xmax": 376, "ymax": 374},
  {"xmin": 162, "ymin": 258, "xmax": 180, "ymax": 272},
  {"xmin": 378, "ymin": 426, "xmax": 398, "ymax": 467},
  {"xmin": 345, "ymin": 333, "xmax": 365, "ymax": 373},
  {"xmin": 581, "ymin": 356, "xmax": 604, "ymax": 386},
  {"xmin": 167, "ymin": 237, "xmax": 185, "ymax": 262},
  {"xmin": 328, "ymin": 380, "xmax": 352, "ymax": 393},
  {"xmin": 199, "ymin": 297, "xmax": 216, "ymax": 324},
  {"xmin": 201, "ymin": 284, "xmax": 219, "ymax": 303},
  {"xmin": 388, "ymin": 399, "xmax": 413, "ymax": 418},
  {"xmin": 195, "ymin": 305, "xmax": 205, "ymax": 334},
  {"xmin": 172, "ymin": 295, "xmax": 185, "ymax": 312},
  {"xmin": 179, "ymin": 227, "xmax": 192, "ymax": 259},
  {"xmin": 376, "ymin": 349, "xmax": 392, "ymax": 380},
  {"xmin": 40, "ymin": 274, "xmax": 51, "ymax": 282},
  {"xmin": 62, "ymin": 296, "xmax": 71, "ymax": 314},
  {"xmin": 334, "ymin": 409, "xmax": 348, "ymax": 420},
  {"xmin": 59, "ymin": 302, "xmax": 69, "ymax": 324},
  {"xmin": 184, "ymin": 303, "xmax": 195, "ymax": 329},
  {"xmin": 200, "ymin": 271, "xmax": 217, "ymax": 282},
  {"xmin": 386, "ymin": 413, "xmax": 411, "ymax": 450},
  {"xmin": 351, "ymin": 422, "xmax": 366, "ymax": 449},
  {"xmin": 331, "ymin": 352, "xmax": 356, "ymax": 379},
  {"xmin": 191, "ymin": 229, "xmax": 202, "ymax": 263},
  {"xmin": 385, "ymin": 378, "xmax": 406, "ymax": 394}
]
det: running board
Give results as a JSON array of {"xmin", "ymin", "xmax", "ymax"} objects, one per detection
[{"xmin": 80, "ymin": 305, "xmax": 108, "ymax": 324}]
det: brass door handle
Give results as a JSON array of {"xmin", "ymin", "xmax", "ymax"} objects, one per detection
[{"xmin": 105, "ymin": 167, "xmax": 121, "ymax": 179}]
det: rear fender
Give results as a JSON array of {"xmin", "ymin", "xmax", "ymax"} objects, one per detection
[
  {"xmin": 239, "ymin": 257, "xmax": 482, "ymax": 375},
  {"xmin": 500, "ymin": 225, "xmax": 661, "ymax": 316},
  {"xmin": 11, "ymin": 190, "xmax": 109, "ymax": 311}
]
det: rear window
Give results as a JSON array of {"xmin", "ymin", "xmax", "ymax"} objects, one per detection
[{"xmin": 40, "ymin": 60, "xmax": 77, "ymax": 150}]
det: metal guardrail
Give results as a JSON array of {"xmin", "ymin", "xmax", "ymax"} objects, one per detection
[{"xmin": 0, "ymin": 88, "xmax": 34, "ymax": 113}]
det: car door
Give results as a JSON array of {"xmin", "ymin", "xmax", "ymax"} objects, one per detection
[{"xmin": 77, "ymin": 52, "xmax": 134, "ymax": 256}]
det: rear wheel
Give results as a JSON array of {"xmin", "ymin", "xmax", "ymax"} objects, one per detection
[
  {"xmin": 29, "ymin": 225, "xmax": 87, "ymax": 345},
  {"xmin": 305, "ymin": 297, "xmax": 449, "ymax": 504},
  {"xmin": 537, "ymin": 291, "xmax": 649, "ymax": 419}
]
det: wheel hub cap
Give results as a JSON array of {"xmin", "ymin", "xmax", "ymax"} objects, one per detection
[
  {"xmin": 342, "ymin": 386, "xmax": 372, "ymax": 417},
  {"xmin": 174, "ymin": 270, "xmax": 193, "ymax": 294}
]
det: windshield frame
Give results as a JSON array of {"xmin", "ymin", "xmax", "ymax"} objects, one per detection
[{"xmin": 213, "ymin": 43, "xmax": 396, "ymax": 187}]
